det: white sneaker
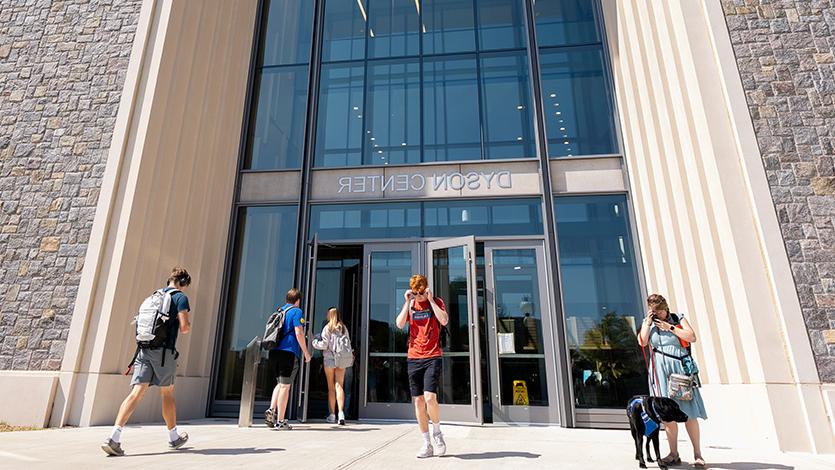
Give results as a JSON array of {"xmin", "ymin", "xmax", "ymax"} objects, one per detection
[
  {"xmin": 338, "ymin": 411, "xmax": 345, "ymax": 426},
  {"xmin": 326, "ymin": 414, "xmax": 336, "ymax": 424},
  {"xmin": 433, "ymin": 432, "xmax": 446, "ymax": 456},
  {"xmin": 416, "ymin": 442, "xmax": 434, "ymax": 458}
]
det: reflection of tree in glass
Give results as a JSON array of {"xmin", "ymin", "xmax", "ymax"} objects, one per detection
[
  {"xmin": 570, "ymin": 312, "xmax": 646, "ymax": 408},
  {"xmin": 580, "ymin": 312, "xmax": 642, "ymax": 380}
]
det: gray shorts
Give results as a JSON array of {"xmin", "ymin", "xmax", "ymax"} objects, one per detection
[
  {"xmin": 324, "ymin": 353, "xmax": 354, "ymax": 370},
  {"xmin": 130, "ymin": 348, "xmax": 177, "ymax": 387}
]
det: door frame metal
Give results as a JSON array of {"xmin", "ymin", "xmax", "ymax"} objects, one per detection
[
  {"xmin": 297, "ymin": 234, "xmax": 319, "ymax": 422},
  {"xmin": 425, "ymin": 236, "xmax": 483, "ymax": 424},
  {"xmin": 483, "ymin": 240, "xmax": 560, "ymax": 424}
]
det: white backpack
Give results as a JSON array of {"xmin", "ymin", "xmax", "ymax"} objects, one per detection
[{"xmin": 134, "ymin": 289, "xmax": 178, "ymax": 346}]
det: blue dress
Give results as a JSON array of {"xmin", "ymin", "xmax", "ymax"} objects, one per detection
[{"xmin": 647, "ymin": 322, "xmax": 708, "ymax": 420}]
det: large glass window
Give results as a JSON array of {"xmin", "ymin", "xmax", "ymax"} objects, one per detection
[
  {"xmin": 322, "ymin": 0, "xmax": 367, "ymax": 62},
  {"xmin": 309, "ymin": 198, "xmax": 544, "ymax": 240},
  {"xmin": 423, "ymin": 56, "xmax": 482, "ymax": 162},
  {"xmin": 555, "ymin": 195, "xmax": 645, "ymax": 409},
  {"xmin": 215, "ymin": 206, "xmax": 299, "ymax": 402},
  {"xmin": 244, "ymin": 0, "xmax": 314, "ymax": 170},
  {"xmin": 539, "ymin": 46, "xmax": 616, "ymax": 157},
  {"xmin": 423, "ymin": 0, "xmax": 476, "ymax": 55},
  {"xmin": 365, "ymin": 59, "xmax": 421, "ymax": 165},
  {"xmin": 313, "ymin": 0, "xmax": 537, "ymax": 168},
  {"xmin": 534, "ymin": 0, "xmax": 617, "ymax": 158},
  {"xmin": 368, "ymin": 0, "xmax": 420, "ymax": 58},
  {"xmin": 315, "ymin": 63, "xmax": 366, "ymax": 167},
  {"xmin": 533, "ymin": 0, "xmax": 599, "ymax": 47},
  {"xmin": 480, "ymin": 51, "xmax": 536, "ymax": 159},
  {"xmin": 246, "ymin": 67, "xmax": 309, "ymax": 169}
]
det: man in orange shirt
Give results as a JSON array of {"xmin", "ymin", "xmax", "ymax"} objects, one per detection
[{"xmin": 396, "ymin": 274, "xmax": 449, "ymax": 458}]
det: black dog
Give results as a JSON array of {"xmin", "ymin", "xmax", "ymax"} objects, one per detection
[{"xmin": 627, "ymin": 395, "xmax": 689, "ymax": 469}]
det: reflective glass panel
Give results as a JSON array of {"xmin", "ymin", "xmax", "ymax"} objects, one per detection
[
  {"xmin": 215, "ymin": 206, "xmax": 298, "ymax": 401},
  {"xmin": 364, "ymin": 59, "xmax": 421, "ymax": 165},
  {"xmin": 259, "ymin": 0, "xmax": 315, "ymax": 66},
  {"xmin": 477, "ymin": 0, "xmax": 528, "ymax": 51},
  {"xmin": 322, "ymin": 0, "xmax": 367, "ymax": 62},
  {"xmin": 539, "ymin": 46, "xmax": 617, "ymax": 157},
  {"xmin": 533, "ymin": 0, "xmax": 599, "ymax": 47},
  {"xmin": 491, "ymin": 249, "xmax": 548, "ymax": 406},
  {"xmin": 367, "ymin": 250, "xmax": 413, "ymax": 402},
  {"xmin": 423, "ymin": 56, "xmax": 481, "ymax": 162},
  {"xmin": 315, "ymin": 63, "xmax": 366, "ymax": 167},
  {"xmin": 245, "ymin": 66, "xmax": 309, "ymax": 169},
  {"xmin": 431, "ymin": 245, "xmax": 472, "ymax": 404},
  {"xmin": 480, "ymin": 52, "xmax": 536, "ymax": 159},
  {"xmin": 555, "ymin": 195, "xmax": 645, "ymax": 408},
  {"xmin": 310, "ymin": 202, "xmax": 421, "ymax": 240},
  {"xmin": 422, "ymin": 0, "xmax": 476, "ymax": 55},
  {"xmin": 423, "ymin": 199, "xmax": 543, "ymax": 237},
  {"xmin": 367, "ymin": 0, "xmax": 420, "ymax": 58}
]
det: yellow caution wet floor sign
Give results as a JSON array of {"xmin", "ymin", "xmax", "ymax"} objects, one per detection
[{"xmin": 513, "ymin": 380, "xmax": 529, "ymax": 406}]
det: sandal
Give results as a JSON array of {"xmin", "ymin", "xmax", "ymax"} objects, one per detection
[
  {"xmin": 660, "ymin": 454, "xmax": 682, "ymax": 465},
  {"xmin": 693, "ymin": 457, "xmax": 706, "ymax": 468}
]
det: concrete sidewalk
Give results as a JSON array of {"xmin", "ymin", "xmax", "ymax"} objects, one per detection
[{"xmin": 0, "ymin": 420, "xmax": 833, "ymax": 470}]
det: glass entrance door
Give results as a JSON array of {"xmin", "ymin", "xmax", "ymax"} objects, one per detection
[
  {"xmin": 484, "ymin": 242, "xmax": 559, "ymax": 423},
  {"xmin": 426, "ymin": 236, "xmax": 482, "ymax": 423},
  {"xmin": 359, "ymin": 243, "xmax": 421, "ymax": 419},
  {"xmin": 358, "ymin": 239, "xmax": 483, "ymax": 423}
]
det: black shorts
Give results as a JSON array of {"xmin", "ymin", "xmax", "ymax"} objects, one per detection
[
  {"xmin": 407, "ymin": 357, "xmax": 442, "ymax": 397},
  {"xmin": 271, "ymin": 349, "xmax": 299, "ymax": 385}
]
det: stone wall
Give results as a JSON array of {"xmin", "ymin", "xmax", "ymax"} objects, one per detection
[
  {"xmin": 722, "ymin": 0, "xmax": 835, "ymax": 381},
  {"xmin": 0, "ymin": 0, "xmax": 142, "ymax": 371}
]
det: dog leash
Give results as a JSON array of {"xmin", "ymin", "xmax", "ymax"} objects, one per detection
[{"xmin": 641, "ymin": 341, "xmax": 662, "ymax": 397}]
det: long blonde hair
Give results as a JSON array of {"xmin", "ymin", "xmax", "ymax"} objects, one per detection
[{"xmin": 326, "ymin": 307, "xmax": 345, "ymax": 334}]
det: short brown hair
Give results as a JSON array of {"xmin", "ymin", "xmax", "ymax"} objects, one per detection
[
  {"xmin": 409, "ymin": 274, "xmax": 428, "ymax": 294},
  {"xmin": 647, "ymin": 293, "xmax": 669, "ymax": 313},
  {"xmin": 286, "ymin": 288, "xmax": 302, "ymax": 304},
  {"xmin": 168, "ymin": 266, "xmax": 191, "ymax": 287}
]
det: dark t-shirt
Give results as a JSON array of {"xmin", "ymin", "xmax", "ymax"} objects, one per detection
[
  {"xmin": 162, "ymin": 287, "xmax": 190, "ymax": 349},
  {"xmin": 407, "ymin": 297, "xmax": 445, "ymax": 360}
]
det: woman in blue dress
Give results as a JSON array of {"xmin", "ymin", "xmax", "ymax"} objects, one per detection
[{"xmin": 638, "ymin": 294, "xmax": 707, "ymax": 468}]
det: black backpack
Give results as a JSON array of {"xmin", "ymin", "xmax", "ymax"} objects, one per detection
[{"xmin": 261, "ymin": 305, "xmax": 291, "ymax": 350}]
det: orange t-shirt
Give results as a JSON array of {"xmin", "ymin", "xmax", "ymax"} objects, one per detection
[{"xmin": 407, "ymin": 297, "xmax": 446, "ymax": 359}]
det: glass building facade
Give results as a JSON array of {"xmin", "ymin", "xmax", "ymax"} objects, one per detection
[{"xmin": 213, "ymin": 0, "xmax": 645, "ymax": 427}]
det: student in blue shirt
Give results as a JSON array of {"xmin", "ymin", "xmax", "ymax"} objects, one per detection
[{"xmin": 264, "ymin": 288, "xmax": 312, "ymax": 430}]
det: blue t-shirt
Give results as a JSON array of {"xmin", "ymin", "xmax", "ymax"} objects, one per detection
[
  {"xmin": 162, "ymin": 287, "xmax": 190, "ymax": 349},
  {"xmin": 275, "ymin": 304, "xmax": 304, "ymax": 357}
]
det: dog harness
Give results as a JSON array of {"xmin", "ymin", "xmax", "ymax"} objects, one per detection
[{"xmin": 628, "ymin": 397, "xmax": 659, "ymax": 436}]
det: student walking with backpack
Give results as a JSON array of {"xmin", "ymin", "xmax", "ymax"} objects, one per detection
[
  {"xmin": 395, "ymin": 274, "xmax": 449, "ymax": 458},
  {"xmin": 312, "ymin": 307, "xmax": 354, "ymax": 425},
  {"xmin": 101, "ymin": 267, "xmax": 193, "ymax": 456},
  {"xmin": 264, "ymin": 288, "xmax": 312, "ymax": 430}
]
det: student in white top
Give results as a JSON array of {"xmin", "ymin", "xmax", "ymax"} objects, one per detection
[{"xmin": 312, "ymin": 307, "xmax": 354, "ymax": 425}]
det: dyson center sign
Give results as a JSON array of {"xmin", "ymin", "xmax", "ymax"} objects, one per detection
[{"xmin": 337, "ymin": 170, "xmax": 513, "ymax": 194}]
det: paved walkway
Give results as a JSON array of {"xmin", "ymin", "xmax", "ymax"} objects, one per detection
[{"xmin": 1, "ymin": 420, "xmax": 833, "ymax": 470}]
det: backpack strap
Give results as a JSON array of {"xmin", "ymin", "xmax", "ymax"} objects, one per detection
[{"xmin": 125, "ymin": 345, "xmax": 140, "ymax": 375}]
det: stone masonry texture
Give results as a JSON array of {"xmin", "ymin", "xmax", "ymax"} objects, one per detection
[
  {"xmin": 0, "ymin": 0, "xmax": 141, "ymax": 371},
  {"xmin": 722, "ymin": 1, "xmax": 835, "ymax": 381}
]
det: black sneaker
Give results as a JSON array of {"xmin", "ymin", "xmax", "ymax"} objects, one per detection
[
  {"xmin": 169, "ymin": 432, "xmax": 189, "ymax": 450},
  {"xmin": 275, "ymin": 420, "xmax": 293, "ymax": 430},
  {"xmin": 264, "ymin": 408, "xmax": 276, "ymax": 428},
  {"xmin": 101, "ymin": 438, "xmax": 124, "ymax": 456},
  {"xmin": 338, "ymin": 411, "xmax": 345, "ymax": 426}
]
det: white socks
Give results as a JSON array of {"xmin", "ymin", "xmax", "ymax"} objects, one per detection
[
  {"xmin": 432, "ymin": 422, "xmax": 442, "ymax": 435},
  {"xmin": 422, "ymin": 431, "xmax": 431, "ymax": 445},
  {"xmin": 110, "ymin": 425, "xmax": 123, "ymax": 443},
  {"xmin": 168, "ymin": 426, "xmax": 180, "ymax": 442}
]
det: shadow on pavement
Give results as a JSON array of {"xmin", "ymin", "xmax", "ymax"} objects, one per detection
[
  {"xmin": 701, "ymin": 463, "xmax": 793, "ymax": 470},
  {"xmin": 448, "ymin": 451, "xmax": 541, "ymax": 460},
  {"xmin": 123, "ymin": 447, "xmax": 284, "ymax": 457},
  {"xmin": 277, "ymin": 426, "xmax": 381, "ymax": 432}
]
